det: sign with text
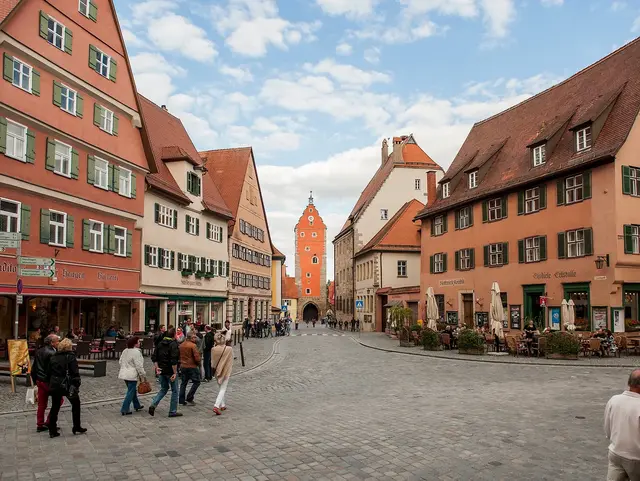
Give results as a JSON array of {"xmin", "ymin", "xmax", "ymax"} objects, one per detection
[
  {"xmin": 20, "ymin": 267, "xmax": 55, "ymax": 278},
  {"xmin": 439, "ymin": 278, "xmax": 465, "ymax": 288},
  {"xmin": 19, "ymin": 257, "xmax": 55, "ymax": 267}
]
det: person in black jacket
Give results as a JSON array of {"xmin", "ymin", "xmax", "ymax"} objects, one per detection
[
  {"xmin": 32, "ymin": 334, "xmax": 60, "ymax": 432},
  {"xmin": 202, "ymin": 325, "xmax": 214, "ymax": 382},
  {"xmin": 148, "ymin": 327, "xmax": 182, "ymax": 417},
  {"xmin": 46, "ymin": 338, "xmax": 86, "ymax": 438}
]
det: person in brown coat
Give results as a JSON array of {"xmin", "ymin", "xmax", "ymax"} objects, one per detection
[
  {"xmin": 178, "ymin": 333, "xmax": 201, "ymax": 406},
  {"xmin": 212, "ymin": 332, "xmax": 233, "ymax": 415}
]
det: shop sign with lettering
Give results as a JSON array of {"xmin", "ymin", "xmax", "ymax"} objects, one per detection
[
  {"xmin": 439, "ymin": 278, "xmax": 465, "ymax": 287},
  {"xmin": 533, "ymin": 270, "xmax": 577, "ymax": 280}
]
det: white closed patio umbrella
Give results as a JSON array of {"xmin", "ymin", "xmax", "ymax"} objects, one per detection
[
  {"xmin": 567, "ymin": 299, "xmax": 576, "ymax": 331},
  {"xmin": 490, "ymin": 282, "xmax": 505, "ymax": 339},
  {"xmin": 561, "ymin": 299, "xmax": 570, "ymax": 331},
  {"xmin": 426, "ymin": 287, "xmax": 439, "ymax": 331}
]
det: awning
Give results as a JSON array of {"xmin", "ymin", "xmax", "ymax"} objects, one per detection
[
  {"xmin": 0, "ymin": 287, "xmax": 165, "ymax": 299},
  {"xmin": 154, "ymin": 294, "xmax": 227, "ymax": 302},
  {"xmin": 271, "ymin": 306, "xmax": 282, "ymax": 312},
  {"xmin": 383, "ymin": 300, "xmax": 403, "ymax": 308}
]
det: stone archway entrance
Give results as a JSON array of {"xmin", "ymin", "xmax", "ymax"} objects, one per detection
[{"xmin": 303, "ymin": 303, "xmax": 319, "ymax": 322}]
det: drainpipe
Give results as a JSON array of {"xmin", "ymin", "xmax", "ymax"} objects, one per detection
[{"xmin": 378, "ymin": 252, "xmax": 382, "ymax": 333}]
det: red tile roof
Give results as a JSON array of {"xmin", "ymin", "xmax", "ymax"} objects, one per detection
[
  {"xmin": 283, "ymin": 275, "xmax": 300, "ymax": 299},
  {"xmin": 0, "ymin": 0, "xmax": 20, "ymax": 23},
  {"xmin": 417, "ymin": 37, "xmax": 640, "ymax": 219},
  {"xmin": 357, "ymin": 199, "xmax": 424, "ymax": 256},
  {"xmin": 272, "ymin": 245, "xmax": 285, "ymax": 260}
]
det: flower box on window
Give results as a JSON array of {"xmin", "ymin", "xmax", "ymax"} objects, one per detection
[{"xmin": 181, "ymin": 269, "xmax": 192, "ymax": 277}]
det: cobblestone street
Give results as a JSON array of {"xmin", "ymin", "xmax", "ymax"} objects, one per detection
[{"xmin": 0, "ymin": 328, "xmax": 628, "ymax": 480}]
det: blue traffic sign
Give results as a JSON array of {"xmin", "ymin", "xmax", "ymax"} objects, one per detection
[
  {"xmin": 16, "ymin": 279, "xmax": 23, "ymax": 295},
  {"xmin": 281, "ymin": 305, "xmax": 288, "ymax": 311},
  {"xmin": 355, "ymin": 300, "xmax": 364, "ymax": 309}
]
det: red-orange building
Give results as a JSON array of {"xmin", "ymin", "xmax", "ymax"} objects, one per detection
[
  {"xmin": 295, "ymin": 192, "xmax": 327, "ymax": 320},
  {"xmin": 0, "ymin": 0, "xmax": 152, "ymax": 338}
]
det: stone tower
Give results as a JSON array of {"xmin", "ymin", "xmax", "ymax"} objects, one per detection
[{"xmin": 294, "ymin": 192, "xmax": 328, "ymax": 321}]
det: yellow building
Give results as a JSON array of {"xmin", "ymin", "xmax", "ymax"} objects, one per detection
[
  {"xmin": 271, "ymin": 246, "xmax": 285, "ymax": 321},
  {"xmin": 282, "ymin": 273, "xmax": 300, "ymax": 320}
]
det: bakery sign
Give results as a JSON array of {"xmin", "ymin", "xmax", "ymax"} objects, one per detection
[{"xmin": 439, "ymin": 278, "xmax": 465, "ymax": 287}]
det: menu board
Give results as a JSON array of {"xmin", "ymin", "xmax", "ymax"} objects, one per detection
[
  {"xmin": 446, "ymin": 311, "xmax": 458, "ymax": 325},
  {"xmin": 593, "ymin": 307, "xmax": 607, "ymax": 330},
  {"xmin": 8, "ymin": 340, "xmax": 30, "ymax": 376},
  {"xmin": 549, "ymin": 307, "xmax": 561, "ymax": 330},
  {"xmin": 475, "ymin": 312, "xmax": 488, "ymax": 327},
  {"xmin": 510, "ymin": 305, "xmax": 521, "ymax": 330}
]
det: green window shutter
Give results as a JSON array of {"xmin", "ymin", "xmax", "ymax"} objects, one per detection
[
  {"xmin": 429, "ymin": 255, "xmax": 434, "ymax": 274},
  {"xmin": 144, "ymin": 245, "xmax": 150, "ymax": 265},
  {"xmin": 108, "ymin": 225, "xmax": 116, "ymax": 254},
  {"xmin": 470, "ymin": 248, "xmax": 475, "ymax": 269},
  {"xmin": 468, "ymin": 206, "xmax": 474, "ymax": 226},
  {"xmin": 557, "ymin": 232, "xmax": 566, "ymax": 259},
  {"xmin": 483, "ymin": 245, "xmax": 489, "ymax": 267},
  {"xmin": 52, "ymin": 81, "xmax": 62, "ymax": 107},
  {"xmin": 170, "ymin": 251, "xmax": 175, "ymax": 269},
  {"xmin": 26, "ymin": 129, "xmax": 35, "ymax": 164},
  {"xmin": 455, "ymin": 250, "xmax": 460, "ymax": 270},
  {"xmin": 89, "ymin": 45, "xmax": 98, "ymax": 70},
  {"xmin": 109, "ymin": 58, "xmax": 117, "ymax": 82},
  {"xmin": 0, "ymin": 117, "xmax": 6, "ymax": 155},
  {"xmin": 87, "ymin": 155, "xmax": 95, "ymax": 184},
  {"xmin": 502, "ymin": 242, "xmax": 509, "ymax": 265},
  {"xmin": 76, "ymin": 94, "xmax": 83, "ymax": 117},
  {"xmin": 583, "ymin": 172, "xmax": 592, "ymax": 199},
  {"xmin": 442, "ymin": 253, "xmax": 447, "ymax": 272},
  {"xmin": 93, "ymin": 103, "xmax": 101, "ymax": 126},
  {"xmin": 3, "ymin": 54, "xmax": 12, "ymax": 82},
  {"xmin": 584, "ymin": 228, "xmax": 594, "ymax": 256},
  {"xmin": 517, "ymin": 191, "xmax": 524, "ymax": 215},
  {"xmin": 45, "ymin": 138, "xmax": 56, "ymax": 171},
  {"xmin": 31, "ymin": 70, "xmax": 40, "ymax": 96},
  {"xmin": 126, "ymin": 231, "xmax": 132, "ymax": 258},
  {"xmin": 557, "ymin": 179, "xmax": 565, "ymax": 206},
  {"xmin": 207, "ymin": 222, "xmax": 211, "ymax": 239},
  {"xmin": 539, "ymin": 236, "xmax": 547, "ymax": 261},
  {"xmin": 173, "ymin": 210, "xmax": 178, "ymax": 229},
  {"xmin": 130, "ymin": 173, "xmax": 136, "ymax": 198},
  {"xmin": 430, "ymin": 219, "xmax": 435, "ymax": 236},
  {"xmin": 518, "ymin": 239, "xmax": 524, "ymax": 263},
  {"xmin": 39, "ymin": 209, "xmax": 50, "ymax": 244},
  {"xmin": 82, "ymin": 220, "xmax": 90, "ymax": 250},
  {"xmin": 66, "ymin": 215, "xmax": 74, "ymax": 247},
  {"xmin": 107, "ymin": 163, "xmax": 114, "ymax": 190},
  {"xmin": 195, "ymin": 218, "xmax": 200, "ymax": 236},
  {"xmin": 539, "ymin": 184, "xmax": 547, "ymax": 210},
  {"xmin": 185, "ymin": 215, "xmax": 190, "ymax": 233},
  {"xmin": 482, "ymin": 201, "xmax": 488, "ymax": 223},
  {"xmin": 112, "ymin": 114, "xmax": 119, "ymax": 136},
  {"xmin": 112, "ymin": 166, "xmax": 119, "ymax": 193},
  {"xmin": 502, "ymin": 196, "xmax": 508, "ymax": 218},
  {"xmin": 71, "ymin": 148, "xmax": 79, "ymax": 179},
  {"xmin": 187, "ymin": 173, "xmax": 192, "ymax": 193},
  {"xmin": 197, "ymin": 177, "xmax": 201, "ymax": 195},
  {"xmin": 622, "ymin": 166, "xmax": 632, "ymax": 195},
  {"xmin": 624, "ymin": 225, "xmax": 634, "ymax": 254},
  {"xmin": 39, "ymin": 11, "xmax": 48, "ymax": 39},
  {"xmin": 454, "ymin": 210, "xmax": 460, "ymax": 230},
  {"xmin": 64, "ymin": 28, "xmax": 73, "ymax": 54},
  {"xmin": 20, "ymin": 204, "xmax": 30, "ymax": 240},
  {"xmin": 154, "ymin": 203, "xmax": 160, "ymax": 223},
  {"xmin": 442, "ymin": 214, "xmax": 447, "ymax": 233},
  {"xmin": 88, "ymin": 1, "xmax": 98, "ymax": 21}
]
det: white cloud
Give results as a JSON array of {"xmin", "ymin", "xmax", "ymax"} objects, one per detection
[
  {"xmin": 122, "ymin": 28, "xmax": 146, "ymax": 49},
  {"xmin": 315, "ymin": 0, "xmax": 377, "ymax": 18},
  {"xmin": 364, "ymin": 47, "xmax": 380, "ymax": 64},
  {"xmin": 147, "ymin": 13, "xmax": 217, "ymax": 62},
  {"xmin": 632, "ymin": 15, "xmax": 640, "ymax": 32},
  {"xmin": 336, "ymin": 42, "xmax": 353, "ymax": 55},
  {"xmin": 540, "ymin": 0, "xmax": 563, "ymax": 5},
  {"xmin": 303, "ymin": 58, "xmax": 391, "ymax": 87},
  {"xmin": 130, "ymin": 52, "xmax": 186, "ymax": 77},
  {"xmin": 131, "ymin": 0, "xmax": 177, "ymax": 23},
  {"xmin": 611, "ymin": 1, "xmax": 626, "ymax": 11},
  {"xmin": 219, "ymin": 64, "xmax": 254, "ymax": 82},
  {"xmin": 130, "ymin": 52, "xmax": 185, "ymax": 104},
  {"xmin": 480, "ymin": 0, "xmax": 516, "ymax": 38}
]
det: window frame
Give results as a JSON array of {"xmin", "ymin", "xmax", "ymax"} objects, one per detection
[
  {"xmin": 12, "ymin": 58, "xmax": 32, "ymax": 93},
  {"xmin": 525, "ymin": 187, "xmax": 540, "ymax": 214},
  {"xmin": 187, "ymin": 216, "xmax": 197, "ymax": 236},
  {"xmin": 95, "ymin": 48, "xmax": 111, "ymax": 79},
  {"xmin": 5, "ymin": 118, "xmax": 28, "ymax": 162},
  {"xmin": 118, "ymin": 167, "xmax": 132, "ymax": 198},
  {"xmin": 54, "ymin": 140, "xmax": 72, "ymax": 178},
  {"xmin": 78, "ymin": 0, "xmax": 90, "ymax": 17},
  {"xmin": 532, "ymin": 144, "xmax": 546, "ymax": 167},
  {"xmin": 468, "ymin": 170, "xmax": 478, "ymax": 189},
  {"xmin": 489, "ymin": 243, "xmax": 504, "ymax": 267},
  {"xmin": 47, "ymin": 16, "xmax": 66, "ymax": 51},
  {"xmin": 629, "ymin": 167, "xmax": 640, "ymax": 197},
  {"xmin": 148, "ymin": 245, "xmax": 159, "ymax": 268},
  {"xmin": 59, "ymin": 83, "xmax": 77, "ymax": 116},
  {"xmin": 305, "ymin": 288, "xmax": 311, "ymax": 295},
  {"xmin": 576, "ymin": 125, "xmax": 592, "ymax": 152},
  {"xmin": 89, "ymin": 219, "xmax": 104, "ymax": 253},
  {"xmin": 0, "ymin": 198, "xmax": 20, "ymax": 233},
  {"xmin": 442, "ymin": 182, "xmax": 450, "ymax": 199},
  {"xmin": 311, "ymin": 232, "xmax": 317, "ymax": 238},
  {"xmin": 414, "ymin": 179, "xmax": 421, "ymax": 190},
  {"xmin": 94, "ymin": 157, "xmax": 109, "ymax": 190},
  {"xmin": 458, "ymin": 207, "xmax": 471, "ymax": 229},
  {"xmin": 397, "ymin": 260, "xmax": 407, "ymax": 277},
  {"xmin": 433, "ymin": 253, "xmax": 445, "ymax": 274},
  {"xmin": 48, "ymin": 210, "xmax": 67, "ymax": 247},
  {"xmin": 631, "ymin": 225, "xmax": 640, "ymax": 255},
  {"xmin": 114, "ymin": 226, "xmax": 126, "ymax": 257},
  {"xmin": 487, "ymin": 198, "xmax": 503, "ymax": 222},
  {"xmin": 312, "ymin": 256, "xmax": 318, "ymax": 264},
  {"xmin": 99, "ymin": 106, "xmax": 114, "ymax": 134},
  {"xmin": 157, "ymin": 204, "xmax": 175, "ymax": 229},
  {"xmin": 567, "ymin": 229, "xmax": 585, "ymax": 258},
  {"xmin": 525, "ymin": 236, "xmax": 540, "ymax": 263},
  {"xmin": 380, "ymin": 209, "xmax": 388, "ymax": 220},
  {"xmin": 433, "ymin": 215, "xmax": 444, "ymax": 236},
  {"xmin": 161, "ymin": 247, "xmax": 171, "ymax": 269},
  {"xmin": 459, "ymin": 248, "xmax": 471, "ymax": 270},
  {"xmin": 565, "ymin": 174, "xmax": 584, "ymax": 205}
]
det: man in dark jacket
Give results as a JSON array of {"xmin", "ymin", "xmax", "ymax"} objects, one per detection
[
  {"xmin": 178, "ymin": 333, "xmax": 201, "ymax": 405},
  {"xmin": 149, "ymin": 328, "xmax": 182, "ymax": 417},
  {"xmin": 202, "ymin": 326, "xmax": 214, "ymax": 381},
  {"xmin": 31, "ymin": 334, "xmax": 60, "ymax": 432}
]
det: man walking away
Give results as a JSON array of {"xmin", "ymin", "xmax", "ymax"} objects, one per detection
[
  {"xmin": 149, "ymin": 328, "xmax": 182, "ymax": 418},
  {"xmin": 178, "ymin": 333, "xmax": 201, "ymax": 406},
  {"xmin": 203, "ymin": 326, "xmax": 214, "ymax": 382},
  {"xmin": 605, "ymin": 369, "xmax": 640, "ymax": 480},
  {"xmin": 31, "ymin": 334, "xmax": 61, "ymax": 432}
]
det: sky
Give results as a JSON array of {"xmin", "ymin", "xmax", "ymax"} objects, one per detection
[{"xmin": 114, "ymin": 0, "xmax": 639, "ymax": 280}]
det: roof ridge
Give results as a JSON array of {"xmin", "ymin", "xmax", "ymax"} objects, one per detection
[
  {"xmin": 138, "ymin": 94, "xmax": 186, "ymax": 123},
  {"xmin": 201, "ymin": 147, "xmax": 253, "ymax": 155},
  {"xmin": 476, "ymin": 37, "xmax": 640, "ymax": 127}
]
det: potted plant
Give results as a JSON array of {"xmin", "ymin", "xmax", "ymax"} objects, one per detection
[
  {"xmin": 458, "ymin": 329, "xmax": 485, "ymax": 355},
  {"xmin": 544, "ymin": 331, "xmax": 580, "ymax": 360},
  {"xmin": 181, "ymin": 269, "xmax": 192, "ymax": 277},
  {"xmin": 390, "ymin": 305, "xmax": 415, "ymax": 347},
  {"xmin": 422, "ymin": 329, "xmax": 441, "ymax": 351}
]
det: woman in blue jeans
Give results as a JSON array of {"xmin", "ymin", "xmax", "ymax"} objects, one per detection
[{"xmin": 118, "ymin": 337, "xmax": 147, "ymax": 415}]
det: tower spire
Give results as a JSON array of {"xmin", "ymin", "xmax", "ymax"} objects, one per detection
[{"xmin": 309, "ymin": 191, "xmax": 314, "ymax": 205}]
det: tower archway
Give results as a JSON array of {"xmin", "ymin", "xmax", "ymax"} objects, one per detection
[{"xmin": 303, "ymin": 303, "xmax": 319, "ymax": 322}]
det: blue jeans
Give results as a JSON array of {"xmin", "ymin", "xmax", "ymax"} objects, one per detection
[
  {"xmin": 152, "ymin": 374, "xmax": 178, "ymax": 415},
  {"xmin": 121, "ymin": 380, "xmax": 141, "ymax": 414},
  {"xmin": 179, "ymin": 367, "xmax": 201, "ymax": 404},
  {"xmin": 203, "ymin": 350, "xmax": 212, "ymax": 380}
]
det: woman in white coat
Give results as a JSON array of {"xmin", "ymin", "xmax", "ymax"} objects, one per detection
[
  {"xmin": 212, "ymin": 332, "xmax": 233, "ymax": 415},
  {"xmin": 118, "ymin": 336, "xmax": 147, "ymax": 415}
]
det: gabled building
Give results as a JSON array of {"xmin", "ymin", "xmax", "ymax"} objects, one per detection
[
  {"xmin": 355, "ymin": 199, "xmax": 424, "ymax": 332},
  {"xmin": 334, "ymin": 135, "xmax": 442, "ymax": 322},
  {"xmin": 282, "ymin": 272, "xmax": 299, "ymax": 320},
  {"xmin": 0, "ymin": 0, "xmax": 154, "ymax": 338},
  {"xmin": 415, "ymin": 38, "xmax": 640, "ymax": 334},
  {"xmin": 200, "ymin": 147, "xmax": 273, "ymax": 324},
  {"xmin": 271, "ymin": 244, "xmax": 285, "ymax": 321},
  {"xmin": 137, "ymin": 97, "xmax": 232, "ymax": 331}
]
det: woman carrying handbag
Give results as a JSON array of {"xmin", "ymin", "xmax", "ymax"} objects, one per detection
[
  {"xmin": 211, "ymin": 332, "xmax": 233, "ymax": 415},
  {"xmin": 118, "ymin": 336, "xmax": 147, "ymax": 415}
]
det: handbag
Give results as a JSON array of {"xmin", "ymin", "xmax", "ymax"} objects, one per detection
[
  {"xmin": 26, "ymin": 386, "xmax": 36, "ymax": 405},
  {"xmin": 137, "ymin": 379, "xmax": 152, "ymax": 394},
  {"xmin": 212, "ymin": 346, "xmax": 227, "ymax": 380}
]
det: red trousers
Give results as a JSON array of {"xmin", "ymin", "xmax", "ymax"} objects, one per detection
[{"xmin": 36, "ymin": 380, "xmax": 62, "ymax": 427}]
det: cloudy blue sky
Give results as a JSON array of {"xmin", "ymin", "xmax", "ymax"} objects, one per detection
[{"xmin": 114, "ymin": 0, "xmax": 638, "ymax": 278}]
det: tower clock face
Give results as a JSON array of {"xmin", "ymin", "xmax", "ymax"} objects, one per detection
[{"xmin": 308, "ymin": 216, "xmax": 314, "ymax": 222}]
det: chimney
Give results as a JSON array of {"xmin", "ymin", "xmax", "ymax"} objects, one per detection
[
  {"xmin": 426, "ymin": 171, "xmax": 437, "ymax": 207},
  {"xmin": 161, "ymin": 105, "xmax": 168, "ymax": 111},
  {"xmin": 392, "ymin": 136, "xmax": 405, "ymax": 163},
  {"xmin": 381, "ymin": 139, "xmax": 388, "ymax": 165}
]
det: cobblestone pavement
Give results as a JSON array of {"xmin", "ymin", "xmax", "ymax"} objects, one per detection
[
  {"xmin": 0, "ymin": 336, "xmax": 277, "ymax": 414},
  {"xmin": 0, "ymin": 326, "xmax": 626, "ymax": 480}
]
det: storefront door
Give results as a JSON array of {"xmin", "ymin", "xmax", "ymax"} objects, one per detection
[
  {"xmin": 462, "ymin": 293, "xmax": 474, "ymax": 328},
  {"xmin": 523, "ymin": 285, "xmax": 545, "ymax": 330},
  {"xmin": 564, "ymin": 283, "xmax": 591, "ymax": 332},
  {"xmin": 623, "ymin": 284, "xmax": 640, "ymax": 333},
  {"xmin": 145, "ymin": 300, "xmax": 160, "ymax": 333}
]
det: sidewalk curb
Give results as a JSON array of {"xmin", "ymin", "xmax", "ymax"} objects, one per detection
[{"xmin": 353, "ymin": 336, "xmax": 638, "ymax": 369}]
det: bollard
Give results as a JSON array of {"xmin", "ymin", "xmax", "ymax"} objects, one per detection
[
  {"xmin": 240, "ymin": 341, "xmax": 245, "ymax": 367},
  {"xmin": 234, "ymin": 330, "xmax": 237, "ymax": 346}
]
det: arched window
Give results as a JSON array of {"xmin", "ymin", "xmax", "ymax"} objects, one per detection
[
  {"xmin": 300, "ymin": 232, "xmax": 305, "ymax": 237},
  {"xmin": 312, "ymin": 256, "xmax": 318, "ymax": 264}
]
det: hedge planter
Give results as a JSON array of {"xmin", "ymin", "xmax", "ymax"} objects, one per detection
[
  {"xmin": 422, "ymin": 329, "xmax": 442, "ymax": 351},
  {"xmin": 544, "ymin": 332, "xmax": 581, "ymax": 359},
  {"xmin": 459, "ymin": 348, "xmax": 485, "ymax": 355},
  {"xmin": 545, "ymin": 353, "xmax": 579, "ymax": 360},
  {"xmin": 457, "ymin": 329, "xmax": 485, "ymax": 355},
  {"xmin": 399, "ymin": 340, "xmax": 414, "ymax": 348}
]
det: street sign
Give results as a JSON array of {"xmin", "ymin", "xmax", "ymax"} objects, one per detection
[
  {"xmin": 0, "ymin": 239, "xmax": 19, "ymax": 248},
  {"xmin": 281, "ymin": 305, "xmax": 288, "ymax": 311},
  {"xmin": 16, "ymin": 295, "xmax": 23, "ymax": 304},
  {"xmin": 16, "ymin": 279, "xmax": 22, "ymax": 295},
  {"xmin": 19, "ymin": 268, "xmax": 55, "ymax": 278},
  {"xmin": 355, "ymin": 300, "xmax": 364, "ymax": 310},
  {"xmin": 0, "ymin": 232, "xmax": 19, "ymax": 241},
  {"xmin": 19, "ymin": 257, "xmax": 55, "ymax": 267}
]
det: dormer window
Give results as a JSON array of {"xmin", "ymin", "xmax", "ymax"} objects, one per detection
[
  {"xmin": 532, "ymin": 144, "xmax": 546, "ymax": 167},
  {"xmin": 442, "ymin": 182, "xmax": 450, "ymax": 199},
  {"xmin": 186, "ymin": 171, "xmax": 201, "ymax": 196},
  {"xmin": 468, "ymin": 171, "xmax": 478, "ymax": 189},
  {"xmin": 576, "ymin": 125, "xmax": 592, "ymax": 152}
]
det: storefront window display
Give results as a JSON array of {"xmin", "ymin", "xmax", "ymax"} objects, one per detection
[
  {"xmin": 27, "ymin": 298, "xmax": 72, "ymax": 336},
  {"xmin": 0, "ymin": 296, "xmax": 13, "ymax": 339},
  {"xmin": 177, "ymin": 301, "xmax": 194, "ymax": 326},
  {"xmin": 624, "ymin": 290, "xmax": 640, "ymax": 332},
  {"xmin": 564, "ymin": 285, "xmax": 590, "ymax": 331}
]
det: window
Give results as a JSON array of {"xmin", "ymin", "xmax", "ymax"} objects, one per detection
[
  {"xmin": 12, "ymin": 58, "xmax": 32, "ymax": 92},
  {"xmin": 567, "ymin": 229, "xmax": 585, "ymax": 258},
  {"xmin": 79, "ymin": 0, "xmax": 89, "ymax": 15},
  {"xmin": 380, "ymin": 209, "xmax": 388, "ymax": 220},
  {"xmin": 95, "ymin": 49, "xmax": 111, "ymax": 78},
  {"xmin": 311, "ymin": 232, "xmax": 317, "ymax": 238},
  {"xmin": 0, "ymin": 199, "xmax": 20, "ymax": 233},
  {"xmin": 442, "ymin": 182, "xmax": 450, "ymax": 199},
  {"xmin": 312, "ymin": 256, "xmax": 318, "ymax": 264},
  {"xmin": 457, "ymin": 207, "xmax": 471, "ymax": 229},
  {"xmin": 433, "ymin": 253, "xmax": 445, "ymax": 274},
  {"xmin": 6, "ymin": 120, "xmax": 27, "ymax": 162},
  {"xmin": 488, "ymin": 243, "xmax": 504, "ymax": 266},
  {"xmin": 187, "ymin": 215, "xmax": 197, "ymax": 235},
  {"xmin": 433, "ymin": 215, "xmax": 444, "ymax": 236},
  {"xmin": 94, "ymin": 158, "xmax": 109, "ymax": 189},
  {"xmin": 624, "ymin": 225, "xmax": 640, "ymax": 255},
  {"xmin": 565, "ymin": 175, "xmax": 584, "ymax": 204},
  {"xmin": 187, "ymin": 172, "xmax": 201, "ymax": 196},
  {"xmin": 118, "ymin": 167, "xmax": 131, "ymax": 197},
  {"xmin": 576, "ymin": 126, "xmax": 592, "ymax": 151},
  {"xmin": 208, "ymin": 224, "xmax": 223, "ymax": 242},
  {"xmin": 305, "ymin": 246, "xmax": 310, "ymax": 252},
  {"xmin": 300, "ymin": 232, "xmax": 305, "ymax": 237},
  {"xmin": 468, "ymin": 170, "xmax": 478, "ymax": 189},
  {"xmin": 47, "ymin": 17, "xmax": 65, "ymax": 51},
  {"xmin": 54, "ymin": 141, "xmax": 72, "ymax": 177},
  {"xmin": 487, "ymin": 198, "xmax": 503, "ymax": 222},
  {"xmin": 306, "ymin": 288, "xmax": 311, "ymax": 295},
  {"xmin": 148, "ymin": 246, "xmax": 158, "ymax": 267},
  {"xmin": 161, "ymin": 248, "xmax": 171, "ymax": 269},
  {"xmin": 414, "ymin": 179, "xmax": 421, "ymax": 190},
  {"xmin": 623, "ymin": 166, "xmax": 640, "ymax": 197},
  {"xmin": 157, "ymin": 204, "xmax": 175, "ymax": 228},
  {"xmin": 99, "ymin": 107, "xmax": 114, "ymax": 134},
  {"xmin": 533, "ymin": 144, "xmax": 546, "ymax": 166},
  {"xmin": 397, "ymin": 260, "xmax": 407, "ymax": 277},
  {"xmin": 306, "ymin": 272, "xmax": 311, "ymax": 278},
  {"xmin": 525, "ymin": 236, "xmax": 540, "ymax": 263},
  {"xmin": 180, "ymin": 253, "xmax": 188, "ymax": 271},
  {"xmin": 89, "ymin": 220, "xmax": 103, "ymax": 252},
  {"xmin": 525, "ymin": 187, "xmax": 540, "ymax": 214},
  {"xmin": 114, "ymin": 227, "xmax": 126, "ymax": 257},
  {"xmin": 49, "ymin": 211, "xmax": 66, "ymax": 246},
  {"xmin": 195, "ymin": 256, "xmax": 203, "ymax": 273},
  {"xmin": 458, "ymin": 249, "xmax": 472, "ymax": 270}
]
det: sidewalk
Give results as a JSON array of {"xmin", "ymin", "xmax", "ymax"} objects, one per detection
[{"xmin": 353, "ymin": 332, "xmax": 640, "ymax": 368}]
